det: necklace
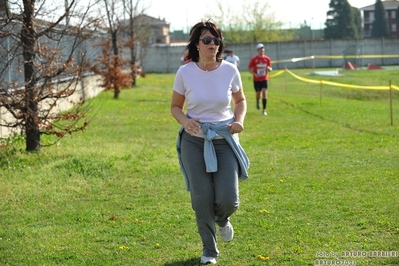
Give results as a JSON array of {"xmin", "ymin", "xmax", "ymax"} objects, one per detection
[
  {"xmin": 198, "ymin": 59, "xmax": 216, "ymax": 66},
  {"xmin": 197, "ymin": 59, "xmax": 219, "ymax": 72}
]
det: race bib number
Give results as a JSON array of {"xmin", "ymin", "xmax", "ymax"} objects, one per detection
[{"xmin": 256, "ymin": 63, "xmax": 267, "ymax": 76}]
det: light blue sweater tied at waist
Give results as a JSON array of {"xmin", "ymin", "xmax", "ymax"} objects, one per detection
[{"xmin": 176, "ymin": 117, "xmax": 250, "ymax": 191}]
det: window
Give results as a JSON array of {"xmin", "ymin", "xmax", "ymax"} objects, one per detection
[
  {"xmin": 369, "ymin": 12, "xmax": 374, "ymax": 22},
  {"xmin": 392, "ymin": 11, "xmax": 396, "ymax": 19},
  {"xmin": 392, "ymin": 24, "xmax": 397, "ymax": 33}
]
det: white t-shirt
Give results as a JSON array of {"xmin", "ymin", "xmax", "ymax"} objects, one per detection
[
  {"xmin": 173, "ymin": 60, "xmax": 243, "ymax": 123},
  {"xmin": 225, "ymin": 55, "xmax": 240, "ymax": 66}
]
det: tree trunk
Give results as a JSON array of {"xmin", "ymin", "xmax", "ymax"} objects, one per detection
[
  {"xmin": 111, "ymin": 30, "xmax": 118, "ymax": 56},
  {"xmin": 111, "ymin": 30, "xmax": 121, "ymax": 98},
  {"xmin": 128, "ymin": 12, "xmax": 136, "ymax": 87},
  {"xmin": 113, "ymin": 55, "xmax": 120, "ymax": 99},
  {"xmin": 129, "ymin": 36, "xmax": 136, "ymax": 87},
  {"xmin": 113, "ymin": 86, "xmax": 120, "ymax": 99},
  {"xmin": 22, "ymin": 0, "xmax": 40, "ymax": 151}
]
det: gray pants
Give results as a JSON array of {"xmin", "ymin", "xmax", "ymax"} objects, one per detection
[{"xmin": 180, "ymin": 131, "xmax": 239, "ymax": 258}]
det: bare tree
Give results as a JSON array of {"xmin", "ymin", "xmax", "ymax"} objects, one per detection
[
  {"xmin": 92, "ymin": 0, "xmax": 152, "ymax": 96},
  {"xmin": 0, "ymin": 0, "xmax": 9, "ymax": 13},
  {"xmin": 103, "ymin": 0, "xmax": 120, "ymax": 57},
  {"xmin": 122, "ymin": 0, "xmax": 141, "ymax": 87},
  {"xmin": 93, "ymin": 0, "xmax": 131, "ymax": 98},
  {"xmin": 120, "ymin": 0, "xmax": 154, "ymax": 86},
  {"xmin": 123, "ymin": 13, "xmax": 152, "ymax": 78},
  {"xmin": 0, "ymin": 0, "xmax": 100, "ymax": 151},
  {"xmin": 90, "ymin": 39, "xmax": 131, "ymax": 98}
]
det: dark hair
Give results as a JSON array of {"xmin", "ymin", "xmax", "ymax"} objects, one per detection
[{"xmin": 186, "ymin": 20, "xmax": 224, "ymax": 63}]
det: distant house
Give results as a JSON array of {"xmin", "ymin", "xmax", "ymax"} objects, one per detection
[
  {"xmin": 133, "ymin": 14, "xmax": 170, "ymax": 44},
  {"xmin": 360, "ymin": 0, "xmax": 399, "ymax": 37}
]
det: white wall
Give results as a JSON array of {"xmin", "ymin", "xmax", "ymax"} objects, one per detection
[
  {"xmin": 142, "ymin": 38, "xmax": 399, "ymax": 73},
  {"xmin": 0, "ymin": 75, "xmax": 104, "ymax": 138}
]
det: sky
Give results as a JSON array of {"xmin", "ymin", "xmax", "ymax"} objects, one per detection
[{"xmin": 144, "ymin": 0, "xmax": 375, "ymax": 32}]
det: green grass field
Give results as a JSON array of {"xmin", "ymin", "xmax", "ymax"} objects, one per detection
[{"xmin": 1, "ymin": 68, "xmax": 399, "ymax": 265}]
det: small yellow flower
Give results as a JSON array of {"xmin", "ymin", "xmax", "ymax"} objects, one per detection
[
  {"xmin": 119, "ymin": 245, "xmax": 129, "ymax": 250},
  {"xmin": 260, "ymin": 209, "xmax": 270, "ymax": 214},
  {"xmin": 155, "ymin": 243, "xmax": 160, "ymax": 248},
  {"xmin": 257, "ymin": 254, "xmax": 270, "ymax": 261},
  {"xmin": 279, "ymin": 179, "xmax": 284, "ymax": 183},
  {"xmin": 134, "ymin": 218, "xmax": 143, "ymax": 224}
]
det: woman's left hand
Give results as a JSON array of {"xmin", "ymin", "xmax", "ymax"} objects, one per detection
[{"xmin": 227, "ymin": 121, "xmax": 244, "ymax": 134}]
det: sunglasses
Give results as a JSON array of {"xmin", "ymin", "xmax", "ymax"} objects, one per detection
[{"xmin": 199, "ymin": 36, "xmax": 221, "ymax": 45}]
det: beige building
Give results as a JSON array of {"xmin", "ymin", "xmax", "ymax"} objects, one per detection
[{"xmin": 132, "ymin": 14, "xmax": 170, "ymax": 44}]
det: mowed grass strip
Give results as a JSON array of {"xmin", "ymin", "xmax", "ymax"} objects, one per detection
[{"xmin": 0, "ymin": 68, "xmax": 398, "ymax": 265}]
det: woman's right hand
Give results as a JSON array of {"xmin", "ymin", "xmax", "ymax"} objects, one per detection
[{"xmin": 184, "ymin": 118, "xmax": 201, "ymax": 135}]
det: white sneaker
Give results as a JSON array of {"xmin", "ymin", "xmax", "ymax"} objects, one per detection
[
  {"xmin": 200, "ymin": 256, "xmax": 217, "ymax": 264},
  {"xmin": 219, "ymin": 221, "xmax": 234, "ymax": 242},
  {"xmin": 263, "ymin": 110, "xmax": 267, "ymax": 116}
]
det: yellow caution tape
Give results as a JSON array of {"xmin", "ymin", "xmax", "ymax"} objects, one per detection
[
  {"xmin": 277, "ymin": 68, "xmax": 399, "ymax": 91},
  {"xmin": 268, "ymin": 70, "xmax": 285, "ymax": 78},
  {"xmin": 314, "ymin": 55, "xmax": 399, "ymax": 59},
  {"xmin": 272, "ymin": 54, "xmax": 399, "ymax": 64}
]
